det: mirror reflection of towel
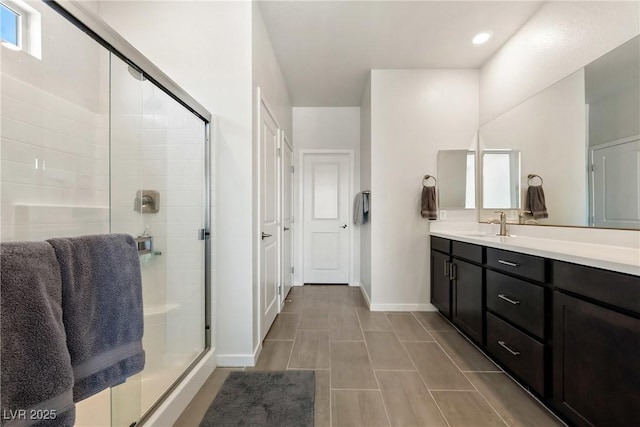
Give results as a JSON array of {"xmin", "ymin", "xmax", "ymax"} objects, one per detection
[
  {"xmin": 525, "ymin": 185, "xmax": 548, "ymax": 219},
  {"xmin": 421, "ymin": 186, "xmax": 437, "ymax": 220}
]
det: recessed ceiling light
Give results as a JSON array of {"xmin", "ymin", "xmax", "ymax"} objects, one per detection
[{"xmin": 472, "ymin": 32, "xmax": 492, "ymax": 45}]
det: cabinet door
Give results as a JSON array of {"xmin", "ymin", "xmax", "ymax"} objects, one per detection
[
  {"xmin": 452, "ymin": 259, "xmax": 483, "ymax": 344},
  {"xmin": 431, "ymin": 250, "xmax": 451, "ymax": 317},
  {"xmin": 554, "ymin": 292, "xmax": 640, "ymax": 427}
]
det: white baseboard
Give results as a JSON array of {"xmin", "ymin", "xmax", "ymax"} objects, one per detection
[
  {"xmin": 348, "ymin": 282, "xmax": 361, "ymax": 287},
  {"xmin": 142, "ymin": 349, "xmax": 216, "ymax": 426},
  {"xmin": 369, "ymin": 303, "xmax": 437, "ymax": 312},
  {"xmin": 293, "ymin": 282, "xmax": 304, "ymax": 287},
  {"xmin": 216, "ymin": 352, "xmax": 256, "ymax": 367}
]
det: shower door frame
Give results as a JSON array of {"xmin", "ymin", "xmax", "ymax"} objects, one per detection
[{"xmin": 44, "ymin": 1, "xmax": 212, "ymax": 424}]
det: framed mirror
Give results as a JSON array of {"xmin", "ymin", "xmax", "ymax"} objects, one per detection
[
  {"xmin": 437, "ymin": 149, "xmax": 475, "ymax": 209},
  {"xmin": 478, "ymin": 35, "xmax": 639, "ymax": 229}
]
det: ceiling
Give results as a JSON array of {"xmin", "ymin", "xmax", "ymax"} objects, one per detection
[{"xmin": 258, "ymin": 1, "xmax": 544, "ymax": 106}]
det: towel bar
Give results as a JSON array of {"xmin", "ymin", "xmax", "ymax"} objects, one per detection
[
  {"xmin": 422, "ymin": 174, "xmax": 437, "ymax": 187},
  {"xmin": 527, "ymin": 174, "xmax": 543, "ymax": 185}
]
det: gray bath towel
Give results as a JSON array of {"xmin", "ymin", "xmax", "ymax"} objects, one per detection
[
  {"xmin": 421, "ymin": 186, "xmax": 437, "ymax": 220},
  {"xmin": 525, "ymin": 185, "xmax": 549, "ymax": 219},
  {"xmin": 47, "ymin": 234, "xmax": 145, "ymax": 403},
  {"xmin": 1, "ymin": 242, "xmax": 75, "ymax": 427},
  {"xmin": 354, "ymin": 192, "xmax": 371, "ymax": 225}
]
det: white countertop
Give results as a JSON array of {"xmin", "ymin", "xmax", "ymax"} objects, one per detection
[{"xmin": 431, "ymin": 229, "xmax": 640, "ymax": 276}]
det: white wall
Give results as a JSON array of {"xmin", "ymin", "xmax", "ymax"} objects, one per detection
[
  {"xmin": 360, "ymin": 77, "xmax": 372, "ymax": 301},
  {"xmin": 98, "ymin": 0, "xmax": 253, "ymax": 416},
  {"xmin": 252, "ymin": 2, "xmax": 292, "ymax": 139},
  {"xmin": 292, "ymin": 107, "xmax": 361, "ymax": 286},
  {"xmin": 370, "ymin": 69, "xmax": 479, "ymax": 310},
  {"xmin": 480, "ymin": 1, "xmax": 640, "ymax": 124},
  {"xmin": 251, "ymin": 1, "xmax": 293, "ymax": 353}
]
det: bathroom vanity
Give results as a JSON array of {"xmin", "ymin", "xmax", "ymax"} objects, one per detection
[{"xmin": 430, "ymin": 232, "xmax": 640, "ymax": 427}]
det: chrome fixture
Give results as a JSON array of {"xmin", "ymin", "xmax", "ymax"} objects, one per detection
[
  {"xmin": 486, "ymin": 210, "xmax": 508, "ymax": 236},
  {"xmin": 135, "ymin": 235, "xmax": 153, "ymax": 255},
  {"xmin": 134, "ymin": 190, "xmax": 160, "ymax": 213}
]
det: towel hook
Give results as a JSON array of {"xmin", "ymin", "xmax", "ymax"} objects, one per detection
[
  {"xmin": 527, "ymin": 174, "xmax": 543, "ymax": 186},
  {"xmin": 422, "ymin": 174, "xmax": 437, "ymax": 187}
]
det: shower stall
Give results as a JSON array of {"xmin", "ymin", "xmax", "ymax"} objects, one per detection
[{"xmin": 0, "ymin": 1, "xmax": 211, "ymax": 425}]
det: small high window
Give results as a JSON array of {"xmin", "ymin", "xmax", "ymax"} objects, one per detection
[
  {"xmin": 1, "ymin": 2, "xmax": 20, "ymax": 49},
  {"xmin": 0, "ymin": 0, "xmax": 40, "ymax": 58}
]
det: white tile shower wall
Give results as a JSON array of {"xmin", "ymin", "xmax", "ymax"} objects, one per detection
[{"xmin": 0, "ymin": 73, "xmax": 109, "ymax": 242}]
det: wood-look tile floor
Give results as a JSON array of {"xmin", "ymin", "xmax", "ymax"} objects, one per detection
[{"xmin": 174, "ymin": 285, "xmax": 564, "ymax": 427}]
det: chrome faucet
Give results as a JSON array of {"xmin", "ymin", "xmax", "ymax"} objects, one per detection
[{"xmin": 485, "ymin": 211, "xmax": 508, "ymax": 236}]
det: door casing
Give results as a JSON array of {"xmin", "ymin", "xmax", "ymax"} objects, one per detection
[{"xmin": 298, "ymin": 149, "xmax": 355, "ymax": 285}]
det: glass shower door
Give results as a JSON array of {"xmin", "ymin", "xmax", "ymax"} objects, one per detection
[{"xmin": 109, "ymin": 54, "xmax": 207, "ymax": 425}]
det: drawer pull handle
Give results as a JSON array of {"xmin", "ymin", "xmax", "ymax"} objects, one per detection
[
  {"xmin": 444, "ymin": 260, "xmax": 450, "ymax": 277},
  {"xmin": 498, "ymin": 294, "xmax": 521, "ymax": 305},
  {"xmin": 498, "ymin": 260, "xmax": 519, "ymax": 267},
  {"xmin": 497, "ymin": 340, "xmax": 520, "ymax": 356}
]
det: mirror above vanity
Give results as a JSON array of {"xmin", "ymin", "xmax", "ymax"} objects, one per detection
[
  {"xmin": 437, "ymin": 150, "xmax": 475, "ymax": 210},
  {"xmin": 479, "ymin": 35, "xmax": 640, "ymax": 230}
]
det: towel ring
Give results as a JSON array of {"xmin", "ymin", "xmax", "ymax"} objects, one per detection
[
  {"xmin": 422, "ymin": 175, "xmax": 437, "ymax": 187},
  {"xmin": 527, "ymin": 174, "xmax": 543, "ymax": 186}
]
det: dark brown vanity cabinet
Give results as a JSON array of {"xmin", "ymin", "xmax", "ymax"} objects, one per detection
[
  {"xmin": 431, "ymin": 249, "xmax": 451, "ymax": 316},
  {"xmin": 553, "ymin": 262, "xmax": 640, "ymax": 427},
  {"xmin": 430, "ymin": 237, "xmax": 484, "ymax": 344},
  {"xmin": 430, "ymin": 236, "xmax": 640, "ymax": 427},
  {"xmin": 451, "ymin": 257, "xmax": 483, "ymax": 344},
  {"xmin": 485, "ymin": 248, "xmax": 548, "ymax": 396}
]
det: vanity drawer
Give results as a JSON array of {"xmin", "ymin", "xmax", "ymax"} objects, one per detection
[
  {"xmin": 452, "ymin": 240, "xmax": 483, "ymax": 264},
  {"xmin": 487, "ymin": 312, "xmax": 545, "ymax": 396},
  {"xmin": 487, "ymin": 271, "xmax": 545, "ymax": 339},
  {"xmin": 553, "ymin": 261, "xmax": 640, "ymax": 315},
  {"xmin": 487, "ymin": 248, "xmax": 547, "ymax": 283},
  {"xmin": 431, "ymin": 236, "xmax": 451, "ymax": 254}
]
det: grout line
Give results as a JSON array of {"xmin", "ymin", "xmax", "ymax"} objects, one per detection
[
  {"xmin": 373, "ymin": 368, "xmax": 418, "ymax": 372},
  {"xmin": 396, "ymin": 335, "xmax": 452, "ymax": 427},
  {"xmin": 422, "ymin": 320, "xmax": 510, "ymax": 426},
  {"xmin": 356, "ymin": 312, "xmax": 392, "ymax": 427},
  {"xmin": 460, "ymin": 371, "xmax": 511, "ymax": 427},
  {"xmin": 329, "ymin": 387, "xmax": 382, "ymax": 391}
]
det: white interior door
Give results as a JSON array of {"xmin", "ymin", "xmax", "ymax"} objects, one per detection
[
  {"xmin": 303, "ymin": 153, "xmax": 350, "ymax": 284},
  {"xmin": 281, "ymin": 135, "xmax": 294, "ymax": 303},
  {"xmin": 260, "ymin": 99, "xmax": 280, "ymax": 341},
  {"xmin": 591, "ymin": 137, "xmax": 640, "ymax": 228}
]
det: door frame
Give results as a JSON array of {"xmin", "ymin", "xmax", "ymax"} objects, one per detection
[
  {"xmin": 298, "ymin": 149, "xmax": 355, "ymax": 286},
  {"xmin": 281, "ymin": 132, "xmax": 294, "ymax": 306},
  {"xmin": 588, "ymin": 134, "xmax": 640, "ymax": 226},
  {"xmin": 255, "ymin": 87, "xmax": 282, "ymax": 344}
]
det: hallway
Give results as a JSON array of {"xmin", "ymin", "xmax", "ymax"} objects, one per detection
[{"xmin": 176, "ymin": 285, "xmax": 562, "ymax": 426}]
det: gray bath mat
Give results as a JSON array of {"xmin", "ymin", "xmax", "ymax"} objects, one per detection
[{"xmin": 199, "ymin": 371, "xmax": 315, "ymax": 427}]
